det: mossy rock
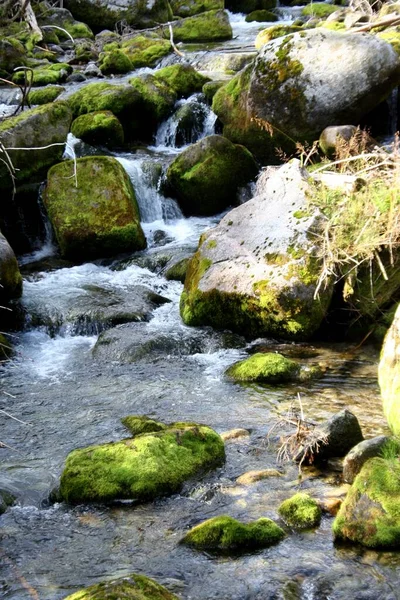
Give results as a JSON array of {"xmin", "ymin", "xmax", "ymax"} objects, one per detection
[
  {"xmin": 245, "ymin": 9, "xmax": 278, "ymax": 21},
  {"xmin": 181, "ymin": 515, "xmax": 285, "ymax": 551},
  {"xmin": 226, "ymin": 0, "xmax": 277, "ymax": 13},
  {"xmin": 202, "ymin": 80, "xmax": 225, "ymax": 102},
  {"xmin": 171, "ymin": 0, "xmax": 224, "ymax": 18},
  {"xmin": 301, "ymin": 2, "xmax": 338, "ymax": 17},
  {"xmin": 377, "ymin": 30, "xmax": 400, "ymax": 56},
  {"xmin": 121, "ymin": 35, "xmax": 171, "ymax": 68},
  {"xmin": 71, "ymin": 111, "xmax": 124, "ymax": 148},
  {"xmin": 226, "ymin": 352, "xmax": 300, "ymax": 383},
  {"xmin": 165, "ymin": 10, "xmax": 232, "ymax": 43},
  {"xmin": 278, "ymin": 492, "xmax": 322, "ymax": 529},
  {"xmin": 59, "ymin": 421, "xmax": 225, "ymax": 504},
  {"xmin": 333, "ymin": 457, "xmax": 400, "ymax": 547},
  {"xmin": 379, "ymin": 304, "xmax": 400, "ymax": 435},
  {"xmin": 98, "ymin": 49, "xmax": 133, "ymax": 75},
  {"xmin": 62, "ymin": 573, "xmax": 179, "ymax": 600},
  {"xmin": 27, "ymin": 85, "xmax": 65, "ymax": 105},
  {"xmin": 13, "ymin": 62, "xmax": 72, "ymax": 86},
  {"xmin": 73, "ymin": 38, "xmax": 99, "ymax": 63},
  {"xmin": 43, "ymin": 156, "xmax": 146, "ymax": 260},
  {"xmin": 129, "ymin": 74, "xmax": 177, "ymax": 129},
  {"xmin": 155, "ymin": 64, "xmax": 210, "ymax": 98},
  {"xmin": 165, "ymin": 134, "xmax": 258, "ymax": 216},
  {"xmin": 255, "ymin": 24, "xmax": 302, "ymax": 49},
  {"xmin": 0, "ymin": 101, "xmax": 72, "ymax": 189},
  {"xmin": 0, "ymin": 233, "xmax": 22, "ymax": 303},
  {"xmin": 0, "ymin": 38, "xmax": 26, "ymax": 77},
  {"xmin": 121, "ymin": 415, "xmax": 167, "ymax": 436},
  {"xmin": 165, "ymin": 257, "xmax": 190, "ymax": 282}
]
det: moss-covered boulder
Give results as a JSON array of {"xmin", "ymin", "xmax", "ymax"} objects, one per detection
[
  {"xmin": 0, "ymin": 38, "xmax": 26, "ymax": 77},
  {"xmin": 129, "ymin": 74, "xmax": 177, "ymax": 130},
  {"xmin": 43, "ymin": 156, "xmax": 146, "ymax": 260},
  {"xmin": 165, "ymin": 257, "xmax": 190, "ymax": 282},
  {"xmin": 165, "ymin": 134, "xmax": 258, "ymax": 216},
  {"xmin": 71, "ymin": 111, "xmax": 124, "ymax": 148},
  {"xmin": 171, "ymin": 0, "xmax": 223, "ymax": 18},
  {"xmin": 226, "ymin": 0, "xmax": 277, "ymax": 14},
  {"xmin": 0, "ymin": 233, "xmax": 22, "ymax": 304},
  {"xmin": 13, "ymin": 62, "xmax": 73, "ymax": 86},
  {"xmin": 245, "ymin": 9, "xmax": 278, "ymax": 21},
  {"xmin": 165, "ymin": 10, "xmax": 232, "ymax": 43},
  {"xmin": 64, "ymin": 0, "xmax": 170, "ymax": 31},
  {"xmin": 379, "ymin": 304, "xmax": 400, "ymax": 435},
  {"xmin": 0, "ymin": 102, "xmax": 72, "ymax": 189},
  {"xmin": 59, "ymin": 420, "xmax": 225, "ymax": 504},
  {"xmin": 181, "ymin": 515, "xmax": 285, "ymax": 551},
  {"xmin": 63, "ymin": 573, "xmax": 179, "ymax": 600},
  {"xmin": 121, "ymin": 35, "xmax": 171, "ymax": 68},
  {"xmin": 278, "ymin": 493, "xmax": 322, "ymax": 529},
  {"xmin": 154, "ymin": 64, "xmax": 210, "ymax": 98},
  {"xmin": 121, "ymin": 415, "xmax": 167, "ymax": 436},
  {"xmin": 301, "ymin": 2, "xmax": 338, "ymax": 17},
  {"xmin": 213, "ymin": 29, "xmax": 400, "ymax": 162},
  {"xmin": 333, "ymin": 457, "xmax": 400, "ymax": 547},
  {"xmin": 98, "ymin": 49, "xmax": 133, "ymax": 74},
  {"xmin": 255, "ymin": 24, "xmax": 302, "ymax": 49},
  {"xmin": 226, "ymin": 352, "xmax": 299, "ymax": 382},
  {"xmin": 27, "ymin": 85, "xmax": 65, "ymax": 105},
  {"xmin": 180, "ymin": 160, "xmax": 333, "ymax": 340},
  {"xmin": 37, "ymin": 5, "xmax": 94, "ymax": 39}
]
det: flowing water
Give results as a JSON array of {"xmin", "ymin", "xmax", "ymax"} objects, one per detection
[{"xmin": 1, "ymin": 11, "xmax": 399, "ymax": 600}]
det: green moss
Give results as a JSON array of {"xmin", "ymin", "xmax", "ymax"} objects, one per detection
[
  {"xmin": 129, "ymin": 74, "xmax": 177, "ymax": 122},
  {"xmin": 171, "ymin": 0, "xmax": 223, "ymax": 17},
  {"xmin": 226, "ymin": 352, "xmax": 300, "ymax": 382},
  {"xmin": 12, "ymin": 62, "xmax": 72, "ymax": 86},
  {"xmin": 302, "ymin": 2, "xmax": 338, "ymax": 17},
  {"xmin": 59, "ymin": 422, "xmax": 225, "ymax": 504},
  {"xmin": 377, "ymin": 30, "xmax": 400, "ymax": 55},
  {"xmin": 202, "ymin": 80, "xmax": 225, "ymax": 102},
  {"xmin": 121, "ymin": 35, "xmax": 171, "ymax": 68},
  {"xmin": 255, "ymin": 25, "xmax": 302, "ymax": 49},
  {"xmin": 63, "ymin": 21, "xmax": 94, "ymax": 40},
  {"xmin": 165, "ymin": 9, "xmax": 232, "ymax": 43},
  {"xmin": 121, "ymin": 415, "xmax": 167, "ymax": 435},
  {"xmin": 181, "ymin": 515, "xmax": 284, "ymax": 551},
  {"xmin": 99, "ymin": 49, "xmax": 133, "ymax": 75},
  {"xmin": 63, "ymin": 573, "xmax": 179, "ymax": 600},
  {"xmin": 27, "ymin": 85, "xmax": 64, "ymax": 105},
  {"xmin": 71, "ymin": 111, "xmax": 124, "ymax": 148},
  {"xmin": 333, "ymin": 457, "xmax": 400, "ymax": 547},
  {"xmin": 155, "ymin": 64, "xmax": 210, "ymax": 98},
  {"xmin": 245, "ymin": 9, "xmax": 278, "ymax": 22},
  {"xmin": 67, "ymin": 82, "xmax": 140, "ymax": 117},
  {"xmin": 279, "ymin": 493, "xmax": 321, "ymax": 529},
  {"xmin": 165, "ymin": 257, "xmax": 190, "ymax": 282},
  {"xmin": 319, "ymin": 20, "xmax": 346, "ymax": 31},
  {"xmin": 43, "ymin": 156, "xmax": 146, "ymax": 260}
]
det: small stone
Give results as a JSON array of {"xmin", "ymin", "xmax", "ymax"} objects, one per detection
[
  {"xmin": 236, "ymin": 469, "xmax": 283, "ymax": 485},
  {"xmin": 220, "ymin": 428, "xmax": 250, "ymax": 441}
]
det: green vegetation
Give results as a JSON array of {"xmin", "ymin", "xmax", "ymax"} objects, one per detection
[
  {"xmin": 130, "ymin": 74, "xmax": 177, "ymax": 122},
  {"xmin": 121, "ymin": 415, "xmax": 167, "ymax": 436},
  {"xmin": 181, "ymin": 515, "xmax": 285, "ymax": 551},
  {"xmin": 63, "ymin": 573, "xmax": 179, "ymax": 599},
  {"xmin": 13, "ymin": 62, "xmax": 72, "ymax": 86},
  {"xmin": 278, "ymin": 492, "xmax": 321, "ymax": 528},
  {"xmin": 333, "ymin": 457, "xmax": 400, "ymax": 547},
  {"xmin": 226, "ymin": 352, "xmax": 300, "ymax": 383},
  {"xmin": 27, "ymin": 86, "xmax": 64, "ymax": 105},
  {"xmin": 301, "ymin": 2, "xmax": 338, "ymax": 17},
  {"xmin": 121, "ymin": 35, "xmax": 171, "ymax": 68},
  {"xmin": 165, "ymin": 257, "xmax": 190, "ymax": 283},
  {"xmin": 155, "ymin": 64, "xmax": 210, "ymax": 98},
  {"xmin": 71, "ymin": 111, "xmax": 124, "ymax": 148},
  {"xmin": 43, "ymin": 156, "xmax": 146, "ymax": 260},
  {"xmin": 255, "ymin": 25, "xmax": 302, "ymax": 49},
  {"xmin": 60, "ymin": 422, "xmax": 225, "ymax": 504},
  {"xmin": 99, "ymin": 49, "xmax": 133, "ymax": 75},
  {"xmin": 245, "ymin": 10, "xmax": 278, "ymax": 22},
  {"xmin": 166, "ymin": 9, "xmax": 232, "ymax": 42}
]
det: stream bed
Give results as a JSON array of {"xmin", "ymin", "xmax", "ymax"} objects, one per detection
[{"xmin": 1, "ymin": 9, "xmax": 400, "ymax": 600}]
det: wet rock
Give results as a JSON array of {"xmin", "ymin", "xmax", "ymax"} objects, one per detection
[
  {"xmin": 225, "ymin": 352, "xmax": 321, "ymax": 383},
  {"xmin": 83, "ymin": 62, "xmax": 103, "ymax": 77},
  {"xmin": 180, "ymin": 160, "xmax": 333, "ymax": 340},
  {"xmin": 60, "ymin": 420, "xmax": 225, "ymax": 504},
  {"xmin": 181, "ymin": 515, "xmax": 284, "ymax": 551},
  {"xmin": 0, "ymin": 102, "xmax": 72, "ymax": 189},
  {"xmin": 65, "ymin": 0, "xmax": 171, "ymax": 31},
  {"xmin": 129, "ymin": 74, "xmax": 177, "ymax": 136},
  {"xmin": 320, "ymin": 497, "xmax": 342, "ymax": 516},
  {"xmin": 0, "ymin": 39, "xmax": 26, "ymax": 78},
  {"xmin": 155, "ymin": 64, "xmax": 210, "ymax": 98},
  {"xmin": 245, "ymin": 9, "xmax": 278, "ymax": 21},
  {"xmin": 0, "ymin": 233, "xmax": 22, "ymax": 304},
  {"xmin": 379, "ymin": 303, "xmax": 400, "ymax": 435},
  {"xmin": 99, "ymin": 49, "xmax": 133, "ymax": 74},
  {"xmin": 121, "ymin": 415, "xmax": 167, "ymax": 436},
  {"xmin": 43, "ymin": 156, "xmax": 146, "ymax": 260},
  {"xmin": 236, "ymin": 468, "xmax": 282, "ymax": 484},
  {"xmin": 165, "ymin": 134, "xmax": 258, "ymax": 216},
  {"xmin": 213, "ymin": 29, "xmax": 400, "ymax": 162},
  {"xmin": 66, "ymin": 72, "xmax": 86, "ymax": 83},
  {"xmin": 166, "ymin": 10, "xmax": 232, "ymax": 43},
  {"xmin": 221, "ymin": 428, "xmax": 250, "ymax": 441},
  {"xmin": 343, "ymin": 436, "xmax": 391, "ymax": 484},
  {"xmin": 120, "ymin": 35, "xmax": 171, "ymax": 69},
  {"xmin": 0, "ymin": 490, "xmax": 16, "ymax": 514},
  {"xmin": 165, "ymin": 257, "xmax": 191, "ymax": 282},
  {"xmin": 279, "ymin": 492, "xmax": 321, "ymax": 529},
  {"xmin": 333, "ymin": 457, "xmax": 400, "ymax": 547},
  {"xmin": 27, "ymin": 86, "xmax": 65, "ymax": 105},
  {"xmin": 71, "ymin": 111, "xmax": 124, "ymax": 148},
  {"xmin": 62, "ymin": 572, "xmax": 179, "ymax": 599}
]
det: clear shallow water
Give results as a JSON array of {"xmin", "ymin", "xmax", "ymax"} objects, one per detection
[{"xmin": 1, "ymin": 11, "xmax": 399, "ymax": 600}]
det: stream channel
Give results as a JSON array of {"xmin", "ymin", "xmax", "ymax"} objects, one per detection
[{"xmin": 1, "ymin": 10, "xmax": 399, "ymax": 600}]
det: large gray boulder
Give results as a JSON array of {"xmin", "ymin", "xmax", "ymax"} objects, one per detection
[
  {"xmin": 65, "ymin": 0, "xmax": 169, "ymax": 30},
  {"xmin": 180, "ymin": 160, "xmax": 333, "ymax": 340},
  {"xmin": 213, "ymin": 29, "xmax": 400, "ymax": 162}
]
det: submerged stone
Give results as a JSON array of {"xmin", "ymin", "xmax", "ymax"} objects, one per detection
[
  {"xmin": 181, "ymin": 515, "xmax": 284, "ymax": 551},
  {"xmin": 43, "ymin": 156, "xmax": 146, "ymax": 260},
  {"xmin": 62, "ymin": 573, "xmax": 179, "ymax": 599},
  {"xmin": 60, "ymin": 421, "xmax": 225, "ymax": 504},
  {"xmin": 333, "ymin": 457, "xmax": 400, "ymax": 547},
  {"xmin": 278, "ymin": 492, "xmax": 321, "ymax": 529}
]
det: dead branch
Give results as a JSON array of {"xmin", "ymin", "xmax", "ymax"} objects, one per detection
[{"xmin": 351, "ymin": 14, "xmax": 400, "ymax": 32}]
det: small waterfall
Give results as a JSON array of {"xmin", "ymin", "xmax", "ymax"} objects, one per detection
[{"xmin": 155, "ymin": 93, "xmax": 217, "ymax": 150}]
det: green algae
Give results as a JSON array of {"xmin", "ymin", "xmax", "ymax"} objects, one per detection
[
  {"xmin": 181, "ymin": 515, "xmax": 285, "ymax": 551},
  {"xmin": 60, "ymin": 423, "xmax": 225, "ymax": 504},
  {"xmin": 226, "ymin": 352, "xmax": 300, "ymax": 382},
  {"xmin": 279, "ymin": 492, "xmax": 322, "ymax": 529}
]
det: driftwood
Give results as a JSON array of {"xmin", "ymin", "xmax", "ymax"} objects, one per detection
[{"xmin": 351, "ymin": 13, "xmax": 400, "ymax": 32}]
